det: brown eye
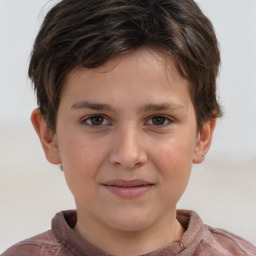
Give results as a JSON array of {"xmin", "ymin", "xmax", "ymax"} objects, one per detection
[
  {"xmin": 83, "ymin": 115, "xmax": 109, "ymax": 126},
  {"xmin": 90, "ymin": 116, "xmax": 104, "ymax": 125},
  {"xmin": 151, "ymin": 116, "xmax": 166, "ymax": 125},
  {"xmin": 146, "ymin": 115, "xmax": 172, "ymax": 127}
]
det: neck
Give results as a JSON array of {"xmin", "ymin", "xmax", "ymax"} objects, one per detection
[{"xmin": 73, "ymin": 210, "xmax": 185, "ymax": 256}]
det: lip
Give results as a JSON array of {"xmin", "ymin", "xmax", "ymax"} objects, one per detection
[{"xmin": 102, "ymin": 179, "xmax": 154, "ymax": 199}]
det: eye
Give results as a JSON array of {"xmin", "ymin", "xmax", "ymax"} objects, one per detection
[
  {"xmin": 82, "ymin": 115, "xmax": 110, "ymax": 126},
  {"xmin": 146, "ymin": 115, "xmax": 172, "ymax": 126}
]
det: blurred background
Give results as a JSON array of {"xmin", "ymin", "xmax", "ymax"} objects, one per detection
[{"xmin": 0, "ymin": 0, "xmax": 255, "ymax": 252}]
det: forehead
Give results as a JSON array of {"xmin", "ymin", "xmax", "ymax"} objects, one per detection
[{"xmin": 61, "ymin": 48, "xmax": 192, "ymax": 109}]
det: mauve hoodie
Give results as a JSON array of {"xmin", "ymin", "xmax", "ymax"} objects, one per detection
[{"xmin": 2, "ymin": 210, "xmax": 256, "ymax": 256}]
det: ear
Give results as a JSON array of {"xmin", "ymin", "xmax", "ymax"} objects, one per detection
[
  {"xmin": 31, "ymin": 108, "xmax": 61, "ymax": 164},
  {"xmin": 193, "ymin": 118, "xmax": 216, "ymax": 164}
]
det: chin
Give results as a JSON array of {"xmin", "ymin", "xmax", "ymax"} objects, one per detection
[{"xmin": 104, "ymin": 209, "xmax": 155, "ymax": 232}]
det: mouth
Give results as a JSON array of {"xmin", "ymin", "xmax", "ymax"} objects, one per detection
[{"xmin": 102, "ymin": 179, "xmax": 154, "ymax": 199}]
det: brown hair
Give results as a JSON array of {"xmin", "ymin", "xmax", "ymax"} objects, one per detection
[{"xmin": 29, "ymin": 0, "xmax": 222, "ymax": 132}]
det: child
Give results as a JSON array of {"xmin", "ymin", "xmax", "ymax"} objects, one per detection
[{"xmin": 2, "ymin": 0, "xmax": 256, "ymax": 255}]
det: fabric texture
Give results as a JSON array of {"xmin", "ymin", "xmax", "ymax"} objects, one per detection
[{"xmin": 2, "ymin": 210, "xmax": 256, "ymax": 256}]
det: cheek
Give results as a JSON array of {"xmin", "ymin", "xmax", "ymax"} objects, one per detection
[
  {"xmin": 57, "ymin": 134, "xmax": 107, "ymax": 192},
  {"xmin": 154, "ymin": 143, "xmax": 193, "ymax": 179},
  {"xmin": 59, "ymin": 132, "xmax": 103, "ymax": 167},
  {"xmin": 152, "ymin": 134, "xmax": 196, "ymax": 168},
  {"xmin": 150, "ymin": 137, "xmax": 194, "ymax": 198}
]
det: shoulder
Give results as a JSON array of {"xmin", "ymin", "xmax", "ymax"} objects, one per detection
[
  {"xmin": 177, "ymin": 210, "xmax": 256, "ymax": 255},
  {"xmin": 199, "ymin": 225, "xmax": 256, "ymax": 256},
  {"xmin": 1, "ymin": 230, "xmax": 67, "ymax": 256}
]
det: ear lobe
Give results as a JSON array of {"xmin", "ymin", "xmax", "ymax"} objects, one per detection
[
  {"xmin": 31, "ymin": 108, "xmax": 61, "ymax": 164},
  {"xmin": 193, "ymin": 118, "xmax": 216, "ymax": 164}
]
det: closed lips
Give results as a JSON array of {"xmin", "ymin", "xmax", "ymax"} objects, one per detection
[
  {"xmin": 103, "ymin": 179, "xmax": 154, "ymax": 187},
  {"xmin": 102, "ymin": 179, "xmax": 154, "ymax": 198}
]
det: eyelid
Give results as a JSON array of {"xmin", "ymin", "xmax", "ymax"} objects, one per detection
[
  {"xmin": 80, "ymin": 114, "xmax": 173, "ymax": 128},
  {"xmin": 145, "ymin": 115, "xmax": 174, "ymax": 127},
  {"xmin": 81, "ymin": 114, "xmax": 111, "ymax": 127}
]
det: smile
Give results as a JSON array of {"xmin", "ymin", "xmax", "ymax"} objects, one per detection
[{"xmin": 102, "ymin": 179, "xmax": 154, "ymax": 199}]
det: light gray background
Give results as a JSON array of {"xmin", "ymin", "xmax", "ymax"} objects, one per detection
[{"xmin": 0, "ymin": 0, "xmax": 255, "ymax": 252}]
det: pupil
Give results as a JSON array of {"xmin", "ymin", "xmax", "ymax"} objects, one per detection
[
  {"xmin": 152, "ymin": 116, "xmax": 165, "ymax": 125},
  {"xmin": 91, "ymin": 116, "xmax": 103, "ymax": 125}
]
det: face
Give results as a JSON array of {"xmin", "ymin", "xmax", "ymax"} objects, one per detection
[{"xmin": 42, "ymin": 48, "xmax": 208, "ymax": 235}]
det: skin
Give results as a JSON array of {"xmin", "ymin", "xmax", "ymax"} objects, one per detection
[{"xmin": 31, "ymin": 48, "xmax": 215, "ymax": 256}]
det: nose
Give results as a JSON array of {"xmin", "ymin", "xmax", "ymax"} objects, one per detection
[{"xmin": 109, "ymin": 125, "xmax": 147, "ymax": 170}]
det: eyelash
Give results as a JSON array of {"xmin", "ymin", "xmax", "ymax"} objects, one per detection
[
  {"xmin": 81, "ymin": 115, "xmax": 173, "ymax": 128},
  {"xmin": 81, "ymin": 115, "xmax": 111, "ymax": 127},
  {"xmin": 146, "ymin": 115, "xmax": 173, "ymax": 127}
]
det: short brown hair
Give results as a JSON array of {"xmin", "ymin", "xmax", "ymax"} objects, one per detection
[{"xmin": 29, "ymin": 0, "xmax": 222, "ymax": 132}]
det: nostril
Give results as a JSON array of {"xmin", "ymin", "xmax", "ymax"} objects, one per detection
[
  {"xmin": 112, "ymin": 161, "xmax": 121, "ymax": 167},
  {"xmin": 111, "ymin": 160, "xmax": 145, "ymax": 170},
  {"xmin": 134, "ymin": 162, "xmax": 143, "ymax": 168}
]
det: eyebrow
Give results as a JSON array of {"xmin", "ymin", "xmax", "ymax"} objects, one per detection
[
  {"xmin": 71, "ymin": 101, "xmax": 114, "ymax": 111},
  {"xmin": 71, "ymin": 100, "xmax": 185, "ymax": 112},
  {"xmin": 142, "ymin": 103, "xmax": 185, "ymax": 112}
]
